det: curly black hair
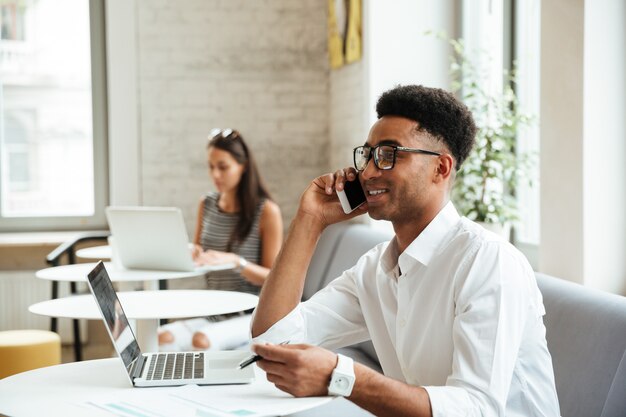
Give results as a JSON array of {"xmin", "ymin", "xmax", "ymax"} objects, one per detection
[{"xmin": 376, "ymin": 85, "xmax": 477, "ymax": 170}]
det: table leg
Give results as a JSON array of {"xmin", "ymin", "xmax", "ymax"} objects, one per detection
[
  {"xmin": 143, "ymin": 280, "xmax": 159, "ymax": 291},
  {"xmin": 136, "ymin": 319, "xmax": 159, "ymax": 352},
  {"xmin": 70, "ymin": 281, "xmax": 83, "ymax": 362}
]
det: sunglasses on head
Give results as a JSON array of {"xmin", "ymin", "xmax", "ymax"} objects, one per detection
[{"xmin": 209, "ymin": 128, "xmax": 238, "ymax": 140}]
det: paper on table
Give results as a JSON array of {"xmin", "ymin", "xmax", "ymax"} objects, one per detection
[
  {"xmin": 82, "ymin": 379, "xmax": 332, "ymax": 417},
  {"xmin": 84, "ymin": 388, "xmax": 199, "ymax": 417}
]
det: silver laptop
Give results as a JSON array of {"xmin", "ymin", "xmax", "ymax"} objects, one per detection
[
  {"xmin": 105, "ymin": 206, "xmax": 234, "ymax": 272},
  {"xmin": 86, "ymin": 261, "xmax": 255, "ymax": 387}
]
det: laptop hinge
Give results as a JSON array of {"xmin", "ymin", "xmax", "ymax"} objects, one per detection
[{"xmin": 131, "ymin": 355, "xmax": 147, "ymax": 379}]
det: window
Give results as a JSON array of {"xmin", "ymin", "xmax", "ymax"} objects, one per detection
[
  {"xmin": 1, "ymin": 2, "xmax": 26, "ymax": 41},
  {"xmin": 0, "ymin": 0, "xmax": 107, "ymax": 232},
  {"xmin": 512, "ymin": 0, "xmax": 541, "ymax": 246},
  {"xmin": 461, "ymin": 0, "xmax": 541, "ymax": 256}
]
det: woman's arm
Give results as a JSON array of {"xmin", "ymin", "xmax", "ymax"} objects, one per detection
[
  {"xmin": 239, "ymin": 200, "xmax": 283, "ymax": 286},
  {"xmin": 192, "ymin": 197, "xmax": 205, "ymax": 261}
]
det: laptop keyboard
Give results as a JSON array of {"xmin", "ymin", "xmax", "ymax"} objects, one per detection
[{"xmin": 146, "ymin": 352, "xmax": 204, "ymax": 380}]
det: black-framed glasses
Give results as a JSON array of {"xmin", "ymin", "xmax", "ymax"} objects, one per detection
[{"xmin": 353, "ymin": 144, "xmax": 441, "ymax": 171}]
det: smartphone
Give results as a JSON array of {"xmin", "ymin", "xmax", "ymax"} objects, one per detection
[{"xmin": 337, "ymin": 176, "xmax": 367, "ymax": 214}]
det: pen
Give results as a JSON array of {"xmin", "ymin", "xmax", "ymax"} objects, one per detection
[{"xmin": 238, "ymin": 340, "xmax": 290, "ymax": 369}]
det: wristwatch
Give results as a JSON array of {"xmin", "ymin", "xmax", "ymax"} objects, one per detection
[
  {"xmin": 236, "ymin": 256, "xmax": 248, "ymax": 272},
  {"xmin": 327, "ymin": 353, "xmax": 355, "ymax": 397}
]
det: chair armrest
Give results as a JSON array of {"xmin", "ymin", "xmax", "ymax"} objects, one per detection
[{"xmin": 45, "ymin": 230, "xmax": 111, "ymax": 266}]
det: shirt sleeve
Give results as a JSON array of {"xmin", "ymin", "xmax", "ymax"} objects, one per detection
[
  {"xmin": 424, "ymin": 241, "xmax": 543, "ymax": 417},
  {"xmin": 251, "ymin": 266, "xmax": 371, "ymax": 350}
]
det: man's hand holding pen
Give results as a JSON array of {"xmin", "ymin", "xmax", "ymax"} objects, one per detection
[
  {"xmin": 238, "ymin": 340, "xmax": 290, "ymax": 369},
  {"xmin": 248, "ymin": 343, "xmax": 338, "ymax": 398}
]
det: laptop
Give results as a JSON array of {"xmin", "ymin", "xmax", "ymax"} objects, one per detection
[
  {"xmin": 86, "ymin": 261, "xmax": 255, "ymax": 387},
  {"xmin": 105, "ymin": 206, "xmax": 234, "ymax": 272}
]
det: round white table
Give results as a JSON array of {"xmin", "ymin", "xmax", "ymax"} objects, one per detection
[
  {"xmin": 75, "ymin": 242, "xmax": 196, "ymax": 261},
  {"xmin": 29, "ymin": 290, "xmax": 258, "ymax": 352},
  {"xmin": 75, "ymin": 245, "xmax": 112, "ymax": 260},
  {"xmin": 36, "ymin": 262, "xmax": 210, "ymax": 286},
  {"xmin": 0, "ymin": 358, "xmax": 333, "ymax": 417}
]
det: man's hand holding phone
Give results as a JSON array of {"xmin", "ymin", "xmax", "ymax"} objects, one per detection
[
  {"xmin": 333, "ymin": 168, "xmax": 368, "ymax": 215},
  {"xmin": 298, "ymin": 168, "xmax": 367, "ymax": 229},
  {"xmin": 252, "ymin": 168, "xmax": 366, "ymax": 343},
  {"xmin": 337, "ymin": 173, "xmax": 367, "ymax": 214}
]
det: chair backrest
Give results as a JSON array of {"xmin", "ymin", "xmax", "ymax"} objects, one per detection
[
  {"xmin": 302, "ymin": 223, "xmax": 350, "ymax": 301},
  {"xmin": 303, "ymin": 223, "xmax": 393, "ymax": 362},
  {"xmin": 536, "ymin": 273, "xmax": 626, "ymax": 417},
  {"xmin": 322, "ymin": 224, "xmax": 393, "ymax": 288},
  {"xmin": 304, "ymin": 223, "xmax": 393, "ymax": 300},
  {"xmin": 46, "ymin": 231, "xmax": 110, "ymax": 266}
]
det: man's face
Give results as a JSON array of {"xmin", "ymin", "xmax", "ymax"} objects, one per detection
[{"xmin": 359, "ymin": 116, "xmax": 443, "ymax": 224}]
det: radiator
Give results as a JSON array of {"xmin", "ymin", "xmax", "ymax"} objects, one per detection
[{"xmin": 0, "ymin": 270, "xmax": 88, "ymax": 343}]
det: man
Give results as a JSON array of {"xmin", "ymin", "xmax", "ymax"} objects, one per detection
[{"xmin": 251, "ymin": 85, "xmax": 560, "ymax": 416}]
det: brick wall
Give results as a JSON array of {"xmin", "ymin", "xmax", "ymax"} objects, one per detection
[{"xmin": 135, "ymin": 0, "xmax": 330, "ymax": 231}]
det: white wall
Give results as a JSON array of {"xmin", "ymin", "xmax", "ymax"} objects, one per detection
[
  {"xmin": 582, "ymin": 0, "xmax": 626, "ymax": 293},
  {"xmin": 540, "ymin": 0, "xmax": 626, "ymax": 294},
  {"xmin": 539, "ymin": 0, "xmax": 585, "ymax": 283},
  {"xmin": 366, "ymin": 0, "xmax": 456, "ymax": 126},
  {"xmin": 106, "ymin": 0, "xmax": 141, "ymax": 206}
]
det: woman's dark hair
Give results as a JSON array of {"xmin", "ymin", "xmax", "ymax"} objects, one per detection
[
  {"xmin": 207, "ymin": 129, "xmax": 272, "ymax": 251},
  {"xmin": 376, "ymin": 85, "xmax": 477, "ymax": 170}
]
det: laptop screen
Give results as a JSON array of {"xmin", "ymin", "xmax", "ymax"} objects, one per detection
[
  {"xmin": 87, "ymin": 261, "xmax": 142, "ymax": 377},
  {"xmin": 105, "ymin": 206, "xmax": 194, "ymax": 271}
]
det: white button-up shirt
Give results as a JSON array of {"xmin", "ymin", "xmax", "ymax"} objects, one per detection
[{"xmin": 254, "ymin": 202, "xmax": 560, "ymax": 417}]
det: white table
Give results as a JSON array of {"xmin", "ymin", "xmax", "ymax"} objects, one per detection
[
  {"xmin": 35, "ymin": 262, "xmax": 228, "ymax": 283},
  {"xmin": 76, "ymin": 245, "xmax": 112, "ymax": 260},
  {"xmin": 35, "ymin": 262, "xmax": 233, "ymax": 290},
  {"xmin": 76, "ymin": 242, "xmax": 197, "ymax": 261},
  {"xmin": 36, "ymin": 262, "xmax": 236, "ymax": 361},
  {"xmin": 29, "ymin": 290, "xmax": 258, "ymax": 352},
  {"xmin": 0, "ymin": 358, "xmax": 333, "ymax": 417}
]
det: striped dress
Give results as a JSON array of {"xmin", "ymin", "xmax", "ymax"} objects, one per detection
[{"xmin": 199, "ymin": 192, "xmax": 264, "ymax": 295}]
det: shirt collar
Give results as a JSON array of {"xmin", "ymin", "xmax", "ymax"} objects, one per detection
[
  {"xmin": 402, "ymin": 201, "xmax": 461, "ymax": 267},
  {"xmin": 380, "ymin": 237, "xmax": 400, "ymax": 275},
  {"xmin": 380, "ymin": 201, "xmax": 461, "ymax": 275}
]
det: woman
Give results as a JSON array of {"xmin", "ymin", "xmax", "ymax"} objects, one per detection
[{"xmin": 158, "ymin": 128, "xmax": 283, "ymax": 351}]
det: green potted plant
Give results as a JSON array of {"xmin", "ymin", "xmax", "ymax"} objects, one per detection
[{"xmin": 444, "ymin": 37, "xmax": 535, "ymax": 240}]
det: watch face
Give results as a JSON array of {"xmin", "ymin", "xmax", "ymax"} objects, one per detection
[{"xmin": 335, "ymin": 377, "xmax": 349, "ymax": 390}]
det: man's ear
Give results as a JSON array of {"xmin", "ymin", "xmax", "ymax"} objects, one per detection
[{"xmin": 434, "ymin": 154, "xmax": 454, "ymax": 183}]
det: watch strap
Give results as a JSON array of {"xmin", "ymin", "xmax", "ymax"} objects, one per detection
[
  {"xmin": 236, "ymin": 256, "xmax": 248, "ymax": 272},
  {"xmin": 328, "ymin": 353, "xmax": 355, "ymax": 396}
]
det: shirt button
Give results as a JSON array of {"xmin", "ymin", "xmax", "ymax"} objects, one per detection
[{"xmin": 399, "ymin": 318, "xmax": 407, "ymax": 327}]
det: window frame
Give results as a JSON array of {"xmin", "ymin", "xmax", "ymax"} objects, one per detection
[
  {"xmin": 0, "ymin": 0, "xmax": 108, "ymax": 232},
  {"xmin": 510, "ymin": 0, "xmax": 541, "ymax": 268},
  {"xmin": 458, "ymin": 0, "xmax": 540, "ymax": 267}
]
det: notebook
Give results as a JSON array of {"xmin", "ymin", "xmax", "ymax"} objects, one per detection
[
  {"xmin": 105, "ymin": 206, "xmax": 234, "ymax": 272},
  {"xmin": 86, "ymin": 261, "xmax": 255, "ymax": 387}
]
